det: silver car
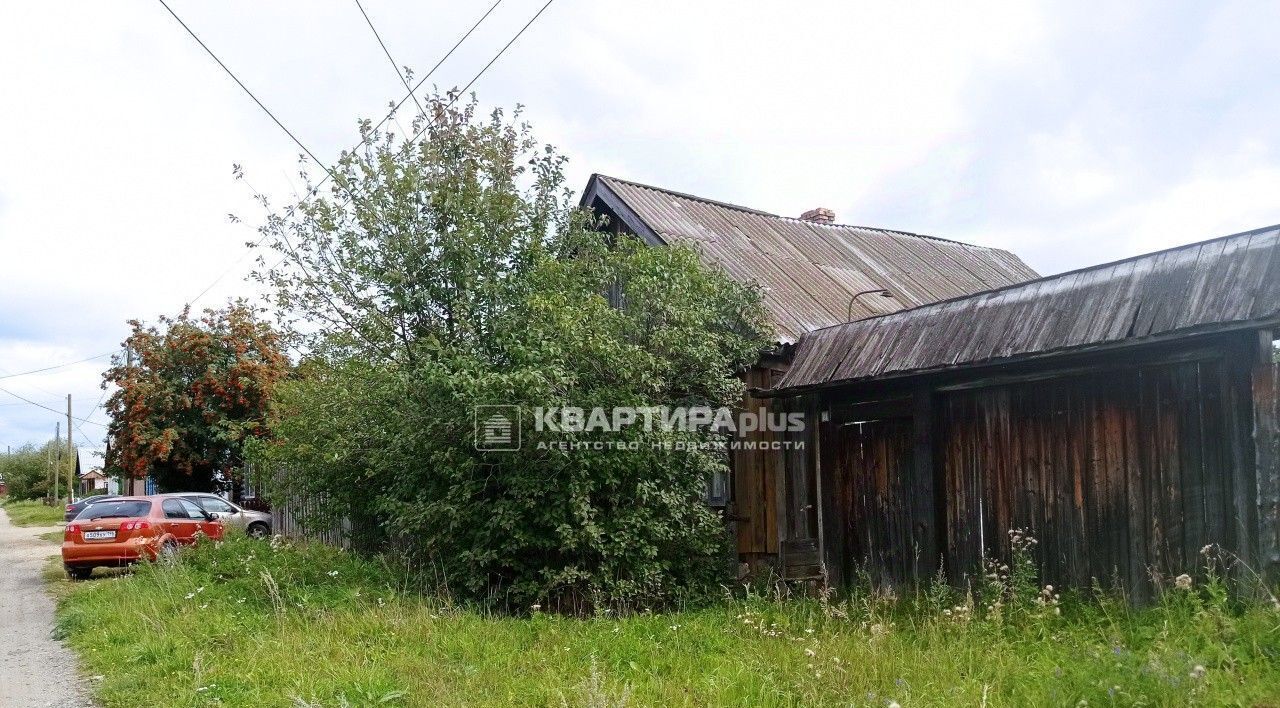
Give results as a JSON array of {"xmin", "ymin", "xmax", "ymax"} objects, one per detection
[{"xmin": 181, "ymin": 494, "xmax": 272, "ymax": 538}]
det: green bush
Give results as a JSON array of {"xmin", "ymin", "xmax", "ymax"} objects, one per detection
[
  {"xmin": 0, "ymin": 440, "xmax": 69, "ymax": 501},
  {"xmin": 249, "ymin": 95, "xmax": 770, "ymax": 613}
]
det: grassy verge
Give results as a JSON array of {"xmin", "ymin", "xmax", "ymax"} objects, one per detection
[
  {"xmin": 2, "ymin": 498, "xmax": 66, "ymax": 527},
  {"xmin": 53, "ymin": 536, "xmax": 1280, "ymax": 707}
]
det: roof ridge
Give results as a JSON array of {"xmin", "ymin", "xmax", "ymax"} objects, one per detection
[
  {"xmin": 596, "ymin": 174, "xmax": 779, "ymax": 218},
  {"xmin": 594, "ymin": 174, "xmax": 1005, "ymax": 251},
  {"xmin": 800, "ymin": 222, "xmax": 1280, "ymax": 338}
]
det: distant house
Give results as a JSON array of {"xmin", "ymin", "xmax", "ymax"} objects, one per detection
[
  {"xmin": 78, "ymin": 468, "xmax": 108, "ymax": 495},
  {"xmin": 580, "ymin": 175, "xmax": 1038, "ymax": 571}
]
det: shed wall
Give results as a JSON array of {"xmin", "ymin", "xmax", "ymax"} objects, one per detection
[
  {"xmin": 939, "ymin": 358, "xmax": 1240, "ymax": 599},
  {"xmin": 808, "ymin": 341, "xmax": 1269, "ymax": 600}
]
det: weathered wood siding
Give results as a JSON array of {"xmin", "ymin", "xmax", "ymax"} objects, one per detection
[
  {"xmin": 940, "ymin": 359, "xmax": 1239, "ymax": 598},
  {"xmin": 270, "ymin": 491, "xmax": 351, "ymax": 548},
  {"xmin": 808, "ymin": 340, "xmax": 1276, "ymax": 599},
  {"xmin": 820, "ymin": 416, "xmax": 924, "ymax": 586},
  {"xmin": 732, "ymin": 365, "xmax": 782, "ymax": 558}
]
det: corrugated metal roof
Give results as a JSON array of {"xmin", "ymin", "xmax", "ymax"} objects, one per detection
[
  {"xmin": 590, "ymin": 175, "xmax": 1038, "ymax": 343},
  {"xmin": 772, "ymin": 224, "xmax": 1280, "ymax": 394}
]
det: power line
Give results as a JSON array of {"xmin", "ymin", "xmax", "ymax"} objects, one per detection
[
  {"xmin": 286, "ymin": 0, "xmax": 508, "ymax": 200},
  {"xmin": 0, "ymin": 386, "xmax": 107, "ymax": 428},
  {"xmin": 354, "ymin": 0, "xmax": 425, "ymax": 116},
  {"xmin": 75, "ymin": 387, "xmax": 112, "ymax": 442},
  {"xmin": 176, "ymin": 0, "xmax": 506, "ymax": 308},
  {"xmin": 345, "ymin": 0, "xmax": 505, "ymax": 158},
  {"xmin": 156, "ymin": 0, "xmax": 336, "ymax": 179},
  {"xmin": 403, "ymin": 0, "xmax": 556, "ymax": 150},
  {"xmin": 178, "ymin": 0, "xmax": 549, "ymax": 310},
  {"xmin": 0, "ymin": 351, "xmax": 116, "ymax": 381}
]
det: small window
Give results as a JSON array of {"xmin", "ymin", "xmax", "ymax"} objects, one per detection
[
  {"xmin": 178, "ymin": 499, "xmax": 208, "ymax": 520},
  {"xmin": 706, "ymin": 469, "xmax": 729, "ymax": 507},
  {"xmin": 162, "ymin": 499, "xmax": 187, "ymax": 519},
  {"xmin": 193, "ymin": 497, "xmax": 235, "ymax": 514}
]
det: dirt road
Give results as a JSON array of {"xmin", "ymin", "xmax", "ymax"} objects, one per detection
[{"xmin": 0, "ymin": 508, "xmax": 94, "ymax": 707}]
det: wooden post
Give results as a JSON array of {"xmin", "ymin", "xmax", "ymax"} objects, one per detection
[
  {"xmin": 814, "ymin": 403, "xmax": 831, "ymax": 588},
  {"xmin": 47, "ymin": 423, "xmax": 58, "ymax": 504},
  {"xmin": 66, "ymin": 394, "xmax": 74, "ymax": 503}
]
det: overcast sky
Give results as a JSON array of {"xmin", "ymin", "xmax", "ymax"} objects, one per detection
[{"xmin": 2, "ymin": 0, "xmax": 1279, "ymax": 458}]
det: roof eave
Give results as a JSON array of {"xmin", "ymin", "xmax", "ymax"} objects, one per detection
[
  {"xmin": 756, "ymin": 315, "xmax": 1280, "ymax": 399},
  {"xmin": 580, "ymin": 174, "xmax": 667, "ymax": 247}
]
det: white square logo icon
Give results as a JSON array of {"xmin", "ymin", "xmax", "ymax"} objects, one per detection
[{"xmin": 475, "ymin": 405, "xmax": 520, "ymax": 451}]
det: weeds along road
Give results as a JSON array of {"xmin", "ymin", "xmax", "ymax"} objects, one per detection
[{"xmin": 0, "ymin": 508, "xmax": 94, "ymax": 707}]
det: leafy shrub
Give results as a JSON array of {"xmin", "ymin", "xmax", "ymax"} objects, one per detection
[
  {"xmin": 0, "ymin": 439, "xmax": 67, "ymax": 500},
  {"xmin": 248, "ymin": 95, "xmax": 770, "ymax": 613}
]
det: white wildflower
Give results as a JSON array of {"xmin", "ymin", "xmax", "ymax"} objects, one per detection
[{"xmin": 1174, "ymin": 574, "xmax": 1193, "ymax": 590}]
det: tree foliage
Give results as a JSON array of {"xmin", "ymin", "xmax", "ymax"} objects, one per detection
[
  {"xmin": 0, "ymin": 439, "xmax": 67, "ymax": 500},
  {"xmin": 249, "ymin": 94, "xmax": 770, "ymax": 612},
  {"xmin": 103, "ymin": 303, "xmax": 289, "ymax": 494}
]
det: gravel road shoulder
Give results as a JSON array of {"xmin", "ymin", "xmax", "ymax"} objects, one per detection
[{"xmin": 0, "ymin": 507, "xmax": 95, "ymax": 707}]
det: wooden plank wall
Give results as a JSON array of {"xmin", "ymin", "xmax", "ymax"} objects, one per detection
[
  {"xmin": 941, "ymin": 359, "xmax": 1238, "ymax": 599},
  {"xmin": 820, "ymin": 417, "xmax": 921, "ymax": 586},
  {"xmin": 780, "ymin": 404, "xmax": 821, "ymax": 579},
  {"xmin": 732, "ymin": 365, "xmax": 780, "ymax": 558},
  {"xmin": 812, "ymin": 351, "xmax": 1264, "ymax": 600}
]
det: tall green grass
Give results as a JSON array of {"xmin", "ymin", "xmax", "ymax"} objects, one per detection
[
  {"xmin": 3, "ymin": 498, "xmax": 66, "ymax": 527},
  {"xmin": 54, "ymin": 534, "xmax": 1280, "ymax": 707}
]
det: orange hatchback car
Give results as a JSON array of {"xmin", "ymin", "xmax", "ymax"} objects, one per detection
[{"xmin": 62, "ymin": 495, "xmax": 224, "ymax": 579}]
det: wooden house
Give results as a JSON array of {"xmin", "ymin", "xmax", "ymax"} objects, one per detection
[
  {"xmin": 580, "ymin": 175, "xmax": 1038, "ymax": 572},
  {"xmin": 763, "ymin": 224, "xmax": 1280, "ymax": 598}
]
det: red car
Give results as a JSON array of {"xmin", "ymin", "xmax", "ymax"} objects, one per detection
[{"xmin": 61, "ymin": 495, "xmax": 224, "ymax": 580}]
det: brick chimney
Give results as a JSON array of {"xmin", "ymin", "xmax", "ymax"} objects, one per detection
[{"xmin": 800, "ymin": 207, "xmax": 835, "ymax": 224}]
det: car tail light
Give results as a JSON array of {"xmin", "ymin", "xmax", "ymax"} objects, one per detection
[
  {"xmin": 121, "ymin": 521, "xmax": 151, "ymax": 531},
  {"xmin": 65, "ymin": 504, "xmax": 75, "ymax": 512},
  {"xmin": 65, "ymin": 524, "xmax": 79, "ymax": 537}
]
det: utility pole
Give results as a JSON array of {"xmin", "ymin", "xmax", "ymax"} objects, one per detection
[
  {"xmin": 48, "ymin": 423, "xmax": 59, "ymax": 504},
  {"xmin": 66, "ymin": 394, "xmax": 74, "ymax": 503}
]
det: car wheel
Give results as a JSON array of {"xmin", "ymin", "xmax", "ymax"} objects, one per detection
[
  {"xmin": 157, "ymin": 540, "xmax": 179, "ymax": 566},
  {"xmin": 247, "ymin": 522, "xmax": 270, "ymax": 539},
  {"xmin": 65, "ymin": 565, "xmax": 92, "ymax": 581}
]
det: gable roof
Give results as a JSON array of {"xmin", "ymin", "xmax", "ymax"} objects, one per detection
[
  {"xmin": 581, "ymin": 174, "xmax": 1038, "ymax": 343},
  {"xmin": 771, "ymin": 223, "xmax": 1280, "ymax": 395}
]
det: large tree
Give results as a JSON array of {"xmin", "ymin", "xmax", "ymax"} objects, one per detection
[
  {"xmin": 250, "ymin": 94, "xmax": 770, "ymax": 612},
  {"xmin": 103, "ymin": 303, "xmax": 289, "ymax": 494}
]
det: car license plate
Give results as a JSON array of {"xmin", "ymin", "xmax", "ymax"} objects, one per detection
[{"xmin": 83, "ymin": 530, "xmax": 116, "ymax": 541}]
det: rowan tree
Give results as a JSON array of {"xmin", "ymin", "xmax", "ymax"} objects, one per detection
[{"xmin": 103, "ymin": 302, "xmax": 289, "ymax": 494}]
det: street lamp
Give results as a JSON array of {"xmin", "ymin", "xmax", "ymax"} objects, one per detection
[{"xmin": 846, "ymin": 288, "xmax": 895, "ymax": 322}]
